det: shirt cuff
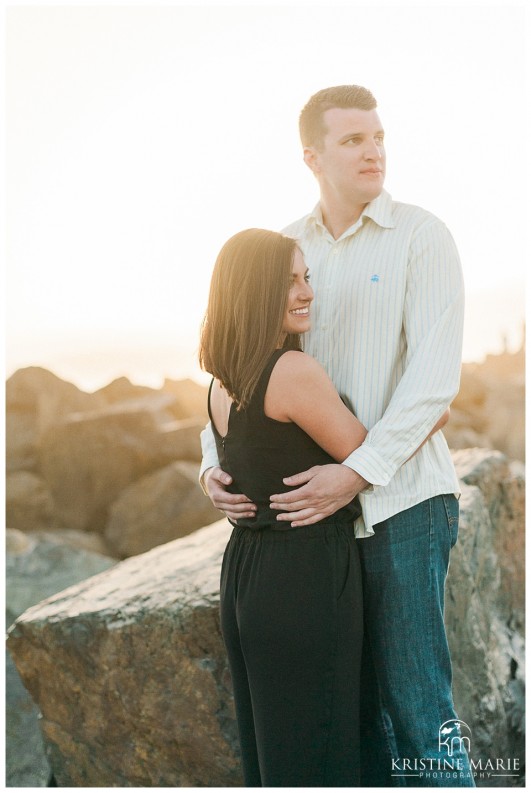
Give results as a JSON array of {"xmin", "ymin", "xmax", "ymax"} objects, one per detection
[
  {"xmin": 342, "ymin": 444, "xmax": 397, "ymax": 488},
  {"xmin": 199, "ymin": 454, "xmax": 220, "ymax": 494}
]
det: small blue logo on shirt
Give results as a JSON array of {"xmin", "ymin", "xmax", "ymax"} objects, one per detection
[{"xmin": 370, "ymin": 274, "xmax": 380, "ymax": 283}]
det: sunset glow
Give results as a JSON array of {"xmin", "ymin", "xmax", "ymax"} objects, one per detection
[{"xmin": 6, "ymin": 3, "xmax": 526, "ymax": 391}]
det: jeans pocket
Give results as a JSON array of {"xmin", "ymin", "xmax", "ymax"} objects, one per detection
[{"xmin": 441, "ymin": 494, "xmax": 459, "ymax": 548}]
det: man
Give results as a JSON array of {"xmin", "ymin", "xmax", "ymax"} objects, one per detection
[{"xmin": 200, "ymin": 85, "xmax": 473, "ymax": 787}]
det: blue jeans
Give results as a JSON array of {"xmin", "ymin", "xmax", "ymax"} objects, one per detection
[{"xmin": 357, "ymin": 494, "xmax": 475, "ymax": 787}]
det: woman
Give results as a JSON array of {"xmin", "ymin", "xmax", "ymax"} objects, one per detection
[{"xmin": 199, "ymin": 229, "xmax": 446, "ymax": 787}]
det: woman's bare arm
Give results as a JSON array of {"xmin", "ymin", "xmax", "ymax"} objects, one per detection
[
  {"xmin": 266, "ymin": 351, "xmax": 449, "ymax": 462},
  {"xmin": 265, "ymin": 352, "xmax": 368, "ymax": 461},
  {"xmin": 266, "ymin": 352, "xmax": 450, "ymax": 527}
]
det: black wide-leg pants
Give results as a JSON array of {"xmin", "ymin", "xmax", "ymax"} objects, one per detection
[{"xmin": 220, "ymin": 519, "xmax": 363, "ymax": 787}]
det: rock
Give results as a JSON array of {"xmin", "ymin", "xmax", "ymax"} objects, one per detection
[
  {"xmin": 445, "ymin": 450, "xmax": 525, "ymax": 782},
  {"xmin": 5, "ymin": 528, "xmax": 116, "ymax": 788},
  {"xmin": 483, "ymin": 386, "xmax": 525, "ymax": 463},
  {"xmin": 6, "ymin": 651, "xmax": 51, "ymax": 788},
  {"xmin": 38, "ymin": 396, "xmax": 200, "ymax": 531},
  {"xmin": 5, "ymin": 368, "xmax": 100, "ymax": 481},
  {"xmin": 452, "ymin": 369, "xmax": 489, "ymax": 413},
  {"xmin": 6, "ymin": 366, "xmax": 98, "ymax": 434},
  {"xmin": 154, "ymin": 417, "xmax": 205, "ymax": 463},
  {"xmin": 93, "ymin": 375, "xmax": 209, "ymax": 420},
  {"xmin": 6, "ymin": 528, "xmax": 33, "ymax": 555},
  {"xmin": 7, "ymin": 520, "xmax": 241, "ymax": 787},
  {"xmin": 445, "ymin": 348, "xmax": 525, "ymax": 463},
  {"xmin": 446, "ymin": 377, "xmax": 525, "ymax": 463},
  {"xmin": 6, "ymin": 471, "xmax": 55, "ymax": 530},
  {"xmin": 7, "ymin": 452, "xmax": 524, "ymax": 787},
  {"xmin": 443, "ymin": 407, "xmax": 492, "ymax": 451},
  {"xmin": 162, "ymin": 377, "xmax": 209, "ymax": 420},
  {"xmin": 93, "ymin": 376, "xmax": 161, "ymax": 405},
  {"xmin": 452, "ymin": 449, "xmax": 525, "ymax": 629},
  {"xmin": 104, "ymin": 461, "xmax": 221, "ymax": 558},
  {"xmin": 6, "ymin": 411, "xmax": 39, "ymax": 472},
  {"xmin": 29, "ymin": 529, "xmax": 116, "ymax": 558},
  {"xmin": 6, "ymin": 528, "xmax": 116, "ymax": 628},
  {"xmin": 6, "ymin": 366, "xmax": 90, "ymax": 412}
]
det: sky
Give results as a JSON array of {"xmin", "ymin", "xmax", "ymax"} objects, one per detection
[{"xmin": 5, "ymin": 1, "xmax": 528, "ymax": 391}]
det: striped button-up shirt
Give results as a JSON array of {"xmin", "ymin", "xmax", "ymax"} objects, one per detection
[{"xmin": 200, "ymin": 190, "xmax": 463, "ymax": 537}]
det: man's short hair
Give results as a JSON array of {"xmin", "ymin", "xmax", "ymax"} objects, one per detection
[{"xmin": 299, "ymin": 85, "xmax": 377, "ymax": 149}]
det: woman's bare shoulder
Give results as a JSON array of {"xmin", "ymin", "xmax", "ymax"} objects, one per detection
[
  {"xmin": 272, "ymin": 350, "xmax": 329, "ymax": 381},
  {"xmin": 266, "ymin": 351, "xmax": 335, "ymax": 421}
]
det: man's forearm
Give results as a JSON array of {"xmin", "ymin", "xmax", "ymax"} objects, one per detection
[
  {"xmin": 342, "ymin": 404, "xmax": 452, "ymax": 487},
  {"xmin": 344, "ymin": 218, "xmax": 464, "ymax": 487}
]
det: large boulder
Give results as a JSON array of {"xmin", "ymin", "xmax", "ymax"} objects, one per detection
[
  {"xmin": 6, "ymin": 366, "xmax": 96, "ymax": 414},
  {"xmin": 482, "ymin": 386, "xmax": 525, "ymax": 464},
  {"xmin": 104, "ymin": 461, "xmax": 221, "ymax": 558},
  {"xmin": 28, "ymin": 528, "xmax": 116, "ymax": 558},
  {"xmin": 6, "ymin": 366, "xmax": 99, "ymax": 437},
  {"xmin": 162, "ymin": 377, "xmax": 209, "ymax": 421},
  {"xmin": 93, "ymin": 376, "xmax": 161, "ymax": 405},
  {"xmin": 452, "ymin": 449, "xmax": 525, "ymax": 630},
  {"xmin": 6, "ymin": 529, "xmax": 116, "ymax": 788},
  {"xmin": 6, "ymin": 450, "xmax": 525, "ymax": 787},
  {"xmin": 6, "ymin": 411, "xmax": 39, "ymax": 472},
  {"xmin": 155, "ymin": 417, "xmax": 205, "ymax": 463},
  {"xmin": 445, "ymin": 351, "xmax": 525, "ymax": 463},
  {"xmin": 6, "ymin": 471, "xmax": 55, "ymax": 530},
  {"xmin": 95, "ymin": 376, "xmax": 209, "ymax": 422},
  {"xmin": 443, "ymin": 406, "xmax": 492, "ymax": 452},
  {"xmin": 6, "ymin": 368, "xmax": 100, "ymax": 478},
  {"xmin": 38, "ymin": 396, "xmax": 202, "ymax": 531},
  {"xmin": 6, "ymin": 651, "xmax": 51, "ymax": 788},
  {"xmin": 6, "ymin": 529, "xmax": 116, "ymax": 629},
  {"xmin": 7, "ymin": 520, "xmax": 241, "ymax": 787},
  {"xmin": 445, "ymin": 450, "xmax": 525, "ymax": 781}
]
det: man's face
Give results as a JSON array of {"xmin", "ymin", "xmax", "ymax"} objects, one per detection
[{"xmin": 305, "ymin": 107, "xmax": 386, "ymax": 206}]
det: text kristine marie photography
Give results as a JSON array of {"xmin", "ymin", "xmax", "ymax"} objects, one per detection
[{"xmin": 391, "ymin": 721, "xmax": 521, "ymax": 783}]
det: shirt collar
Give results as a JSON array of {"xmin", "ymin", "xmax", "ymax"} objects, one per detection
[
  {"xmin": 308, "ymin": 189, "xmax": 396, "ymax": 237},
  {"xmin": 361, "ymin": 190, "xmax": 395, "ymax": 229}
]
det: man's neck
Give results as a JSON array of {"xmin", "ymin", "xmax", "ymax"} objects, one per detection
[{"xmin": 319, "ymin": 198, "xmax": 367, "ymax": 240}]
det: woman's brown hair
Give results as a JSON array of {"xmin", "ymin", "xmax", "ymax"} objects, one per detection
[{"xmin": 199, "ymin": 228, "xmax": 301, "ymax": 410}]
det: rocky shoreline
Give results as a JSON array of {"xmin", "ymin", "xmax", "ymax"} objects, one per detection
[
  {"xmin": 5, "ymin": 349, "xmax": 525, "ymax": 786},
  {"xmin": 7, "ymin": 451, "xmax": 525, "ymax": 787},
  {"xmin": 6, "ymin": 367, "xmax": 221, "ymax": 558}
]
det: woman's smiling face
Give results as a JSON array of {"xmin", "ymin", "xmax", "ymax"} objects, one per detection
[{"xmin": 281, "ymin": 247, "xmax": 314, "ymax": 338}]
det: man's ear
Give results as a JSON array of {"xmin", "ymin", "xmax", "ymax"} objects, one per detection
[{"xmin": 303, "ymin": 146, "xmax": 320, "ymax": 174}]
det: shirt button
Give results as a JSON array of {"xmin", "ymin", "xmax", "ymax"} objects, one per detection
[{"xmin": 321, "ymin": 325, "xmax": 328, "ymax": 330}]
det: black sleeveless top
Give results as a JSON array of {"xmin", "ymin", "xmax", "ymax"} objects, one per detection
[{"xmin": 208, "ymin": 349, "xmax": 362, "ymax": 529}]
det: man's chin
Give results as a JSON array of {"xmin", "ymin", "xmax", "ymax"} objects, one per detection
[{"xmin": 363, "ymin": 184, "xmax": 384, "ymax": 202}]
